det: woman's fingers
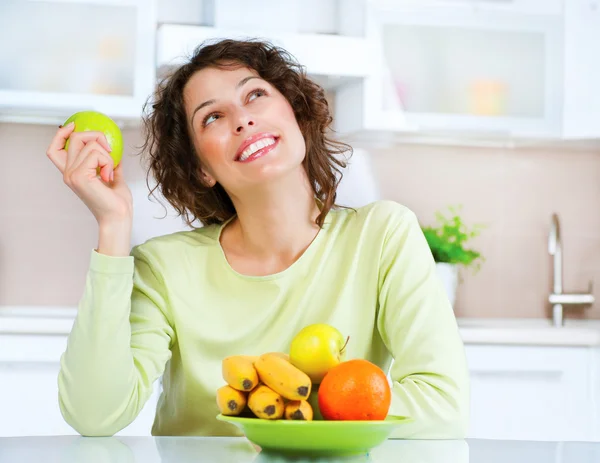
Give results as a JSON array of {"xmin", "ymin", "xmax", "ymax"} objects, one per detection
[
  {"xmin": 66, "ymin": 141, "xmax": 114, "ymax": 184},
  {"xmin": 46, "ymin": 122, "xmax": 76, "ymax": 173},
  {"xmin": 65, "ymin": 148, "xmax": 115, "ymax": 190},
  {"xmin": 65, "ymin": 130, "xmax": 112, "ymax": 167},
  {"xmin": 46, "ymin": 122, "xmax": 113, "ymax": 176}
]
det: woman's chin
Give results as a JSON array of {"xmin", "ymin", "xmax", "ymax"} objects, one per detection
[{"xmin": 235, "ymin": 163, "xmax": 305, "ymax": 190}]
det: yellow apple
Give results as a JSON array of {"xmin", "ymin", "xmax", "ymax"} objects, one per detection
[
  {"xmin": 289, "ymin": 323, "xmax": 349, "ymax": 384},
  {"xmin": 63, "ymin": 110, "xmax": 123, "ymax": 168}
]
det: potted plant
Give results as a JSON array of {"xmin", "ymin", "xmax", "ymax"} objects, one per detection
[{"xmin": 421, "ymin": 205, "xmax": 485, "ymax": 308}]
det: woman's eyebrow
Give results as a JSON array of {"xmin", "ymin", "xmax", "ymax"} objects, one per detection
[{"xmin": 191, "ymin": 76, "xmax": 262, "ymax": 125}]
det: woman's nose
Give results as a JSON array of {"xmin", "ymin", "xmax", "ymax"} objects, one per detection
[
  {"xmin": 236, "ymin": 120, "xmax": 254, "ymax": 133},
  {"xmin": 234, "ymin": 110, "xmax": 255, "ymax": 133}
]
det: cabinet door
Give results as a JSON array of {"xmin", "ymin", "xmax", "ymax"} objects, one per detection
[
  {"xmin": 562, "ymin": 0, "xmax": 600, "ymax": 139},
  {"xmin": 0, "ymin": 0, "xmax": 156, "ymax": 124},
  {"xmin": 0, "ymin": 357, "xmax": 75, "ymax": 436},
  {"xmin": 364, "ymin": 6, "xmax": 563, "ymax": 137},
  {"xmin": 0, "ymin": 333, "xmax": 160, "ymax": 437},
  {"xmin": 465, "ymin": 345, "xmax": 595, "ymax": 441}
]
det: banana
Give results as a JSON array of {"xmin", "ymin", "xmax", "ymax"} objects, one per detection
[
  {"xmin": 222, "ymin": 355, "xmax": 259, "ymax": 391},
  {"xmin": 264, "ymin": 352, "xmax": 290, "ymax": 362},
  {"xmin": 262, "ymin": 352, "xmax": 290, "ymax": 362},
  {"xmin": 216, "ymin": 385, "xmax": 247, "ymax": 416},
  {"xmin": 248, "ymin": 385, "xmax": 284, "ymax": 419},
  {"xmin": 285, "ymin": 400, "xmax": 313, "ymax": 421},
  {"xmin": 254, "ymin": 353, "xmax": 312, "ymax": 401}
]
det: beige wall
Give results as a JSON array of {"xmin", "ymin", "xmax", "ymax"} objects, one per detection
[
  {"xmin": 369, "ymin": 142, "xmax": 600, "ymax": 319},
  {"xmin": 3, "ymin": 122, "xmax": 600, "ymax": 320},
  {"xmin": 0, "ymin": 122, "xmax": 192, "ymax": 308},
  {"xmin": 1, "ymin": 123, "xmax": 149, "ymax": 308}
]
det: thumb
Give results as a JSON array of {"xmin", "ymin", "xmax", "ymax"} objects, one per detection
[
  {"xmin": 111, "ymin": 164, "xmax": 130, "ymax": 194},
  {"xmin": 112, "ymin": 163, "xmax": 126, "ymax": 184}
]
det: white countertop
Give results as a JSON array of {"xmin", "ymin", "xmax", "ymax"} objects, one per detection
[
  {"xmin": 3, "ymin": 307, "xmax": 600, "ymax": 347},
  {"xmin": 1, "ymin": 436, "xmax": 598, "ymax": 463},
  {"xmin": 458, "ymin": 317, "xmax": 600, "ymax": 347}
]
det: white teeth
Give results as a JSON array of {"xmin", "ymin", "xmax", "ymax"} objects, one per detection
[{"xmin": 238, "ymin": 137, "xmax": 276, "ymax": 161}]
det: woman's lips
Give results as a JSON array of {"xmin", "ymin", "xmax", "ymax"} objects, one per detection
[
  {"xmin": 235, "ymin": 132, "xmax": 279, "ymax": 160},
  {"xmin": 236, "ymin": 137, "xmax": 280, "ymax": 163}
]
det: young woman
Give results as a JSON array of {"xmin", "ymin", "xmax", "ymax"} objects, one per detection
[{"xmin": 46, "ymin": 39, "xmax": 469, "ymax": 438}]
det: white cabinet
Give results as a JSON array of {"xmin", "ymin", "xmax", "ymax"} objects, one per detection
[
  {"xmin": 155, "ymin": 0, "xmax": 371, "ymax": 92},
  {"xmin": 156, "ymin": 24, "xmax": 373, "ymax": 92},
  {"xmin": 466, "ymin": 344, "xmax": 600, "ymax": 441},
  {"xmin": 5, "ymin": 0, "xmax": 599, "ymax": 143},
  {"xmin": 335, "ymin": 0, "xmax": 600, "ymax": 142},
  {"xmin": 0, "ymin": 315, "xmax": 160, "ymax": 437},
  {"xmin": 0, "ymin": 0, "xmax": 157, "ymax": 125},
  {"xmin": 386, "ymin": 0, "xmax": 563, "ymax": 16}
]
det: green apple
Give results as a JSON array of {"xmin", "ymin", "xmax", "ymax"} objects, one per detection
[
  {"xmin": 289, "ymin": 323, "xmax": 349, "ymax": 384},
  {"xmin": 63, "ymin": 111, "xmax": 123, "ymax": 168},
  {"xmin": 307, "ymin": 387, "xmax": 324, "ymax": 421}
]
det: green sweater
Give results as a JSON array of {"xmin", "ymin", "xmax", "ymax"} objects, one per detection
[{"xmin": 58, "ymin": 200, "xmax": 469, "ymax": 438}]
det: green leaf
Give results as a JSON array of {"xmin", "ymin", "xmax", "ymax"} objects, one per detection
[{"xmin": 420, "ymin": 205, "xmax": 486, "ymax": 272}]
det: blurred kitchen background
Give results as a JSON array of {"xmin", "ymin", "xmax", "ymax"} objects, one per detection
[{"xmin": 2, "ymin": 0, "xmax": 600, "ymax": 444}]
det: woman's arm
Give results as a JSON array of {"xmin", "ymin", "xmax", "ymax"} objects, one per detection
[
  {"xmin": 58, "ymin": 245, "xmax": 175, "ymax": 436},
  {"xmin": 376, "ymin": 205, "xmax": 470, "ymax": 439}
]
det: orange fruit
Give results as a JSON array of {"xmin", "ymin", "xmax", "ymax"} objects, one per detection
[{"xmin": 317, "ymin": 359, "xmax": 391, "ymax": 421}]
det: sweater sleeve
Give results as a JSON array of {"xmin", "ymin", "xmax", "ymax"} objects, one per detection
[
  {"xmin": 57, "ymin": 245, "xmax": 175, "ymax": 436},
  {"xmin": 376, "ymin": 206, "xmax": 470, "ymax": 439}
]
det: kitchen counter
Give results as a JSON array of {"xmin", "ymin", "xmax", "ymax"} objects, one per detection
[
  {"xmin": 3, "ymin": 308, "xmax": 600, "ymax": 347},
  {"xmin": 458, "ymin": 317, "xmax": 600, "ymax": 347},
  {"xmin": 0, "ymin": 436, "xmax": 598, "ymax": 463}
]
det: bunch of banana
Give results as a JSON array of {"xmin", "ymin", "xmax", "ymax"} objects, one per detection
[{"xmin": 216, "ymin": 352, "xmax": 314, "ymax": 421}]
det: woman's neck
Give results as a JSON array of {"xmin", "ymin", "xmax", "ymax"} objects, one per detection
[{"xmin": 221, "ymin": 170, "xmax": 323, "ymax": 274}]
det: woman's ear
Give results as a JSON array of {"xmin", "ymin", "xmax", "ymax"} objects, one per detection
[{"xmin": 199, "ymin": 168, "xmax": 216, "ymax": 187}]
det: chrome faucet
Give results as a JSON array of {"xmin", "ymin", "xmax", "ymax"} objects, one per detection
[{"xmin": 548, "ymin": 213, "xmax": 594, "ymax": 326}]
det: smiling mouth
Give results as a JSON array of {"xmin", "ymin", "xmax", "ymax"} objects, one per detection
[{"xmin": 236, "ymin": 136, "xmax": 280, "ymax": 163}]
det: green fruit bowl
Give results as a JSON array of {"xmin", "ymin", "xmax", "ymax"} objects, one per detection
[{"xmin": 216, "ymin": 414, "xmax": 410, "ymax": 456}]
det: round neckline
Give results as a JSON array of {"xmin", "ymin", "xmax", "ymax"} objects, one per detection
[{"xmin": 214, "ymin": 209, "xmax": 335, "ymax": 281}]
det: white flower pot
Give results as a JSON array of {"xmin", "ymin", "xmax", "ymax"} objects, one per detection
[{"xmin": 436, "ymin": 262, "xmax": 459, "ymax": 308}]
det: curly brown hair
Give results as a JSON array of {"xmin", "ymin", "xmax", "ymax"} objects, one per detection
[{"xmin": 141, "ymin": 38, "xmax": 351, "ymax": 227}]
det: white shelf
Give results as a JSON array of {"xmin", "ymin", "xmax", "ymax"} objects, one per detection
[
  {"xmin": 0, "ymin": 92, "xmax": 146, "ymax": 127},
  {"xmin": 156, "ymin": 24, "xmax": 375, "ymax": 90},
  {"xmin": 371, "ymin": 0, "xmax": 564, "ymax": 16}
]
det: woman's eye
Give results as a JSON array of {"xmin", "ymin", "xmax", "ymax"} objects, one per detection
[
  {"xmin": 248, "ymin": 88, "xmax": 267, "ymax": 102},
  {"xmin": 203, "ymin": 113, "xmax": 220, "ymax": 126}
]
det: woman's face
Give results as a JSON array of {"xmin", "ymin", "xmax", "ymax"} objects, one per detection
[{"xmin": 184, "ymin": 65, "xmax": 306, "ymax": 193}]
